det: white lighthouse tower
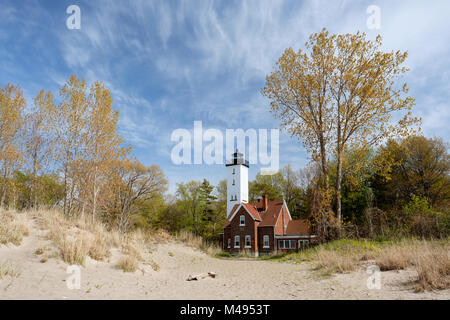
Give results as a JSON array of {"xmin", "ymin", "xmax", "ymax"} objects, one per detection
[{"xmin": 226, "ymin": 150, "xmax": 249, "ymax": 217}]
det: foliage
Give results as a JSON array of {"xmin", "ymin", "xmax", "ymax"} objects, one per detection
[{"xmin": 262, "ymin": 29, "xmax": 420, "ymax": 226}]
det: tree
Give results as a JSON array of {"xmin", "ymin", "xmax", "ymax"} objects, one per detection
[
  {"xmin": 372, "ymin": 136, "xmax": 450, "ymax": 210},
  {"xmin": 249, "ymin": 172, "xmax": 283, "ymax": 202},
  {"xmin": 0, "ymin": 84, "xmax": 26, "ymax": 207},
  {"xmin": 24, "ymin": 89, "xmax": 57, "ymax": 208},
  {"xmin": 176, "ymin": 181, "xmax": 203, "ymax": 235},
  {"xmin": 104, "ymin": 159, "xmax": 167, "ymax": 233},
  {"xmin": 263, "ymin": 29, "xmax": 419, "ymax": 225},
  {"xmin": 54, "ymin": 75, "xmax": 89, "ymax": 217},
  {"xmin": 83, "ymin": 81, "xmax": 129, "ymax": 220}
]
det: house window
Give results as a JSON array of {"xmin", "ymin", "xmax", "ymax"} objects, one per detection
[
  {"xmin": 227, "ymin": 238, "xmax": 231, "ymax": 248},
  {"xmin": 239, "ymin": 215, "xmax": 245, "ymax": 226},
  {"xmin": 245, "ymin": 235, "xmax": 251, "ymax": 248},
  {"xmin": 234, "ymin": 236, "xmax": 240, "ymax": 248},
  {"xmin": 298, "ymin": 240, "xmax": 309, "ymax": 250},
  {"xmin": 263, "ymin": 235, "xmax": 269, "ymax": 248},
  {"xmin": 278, "ymin": 240, "xmax": 296, "ymax": 249},
  {"xmin": 290, "ymin": 240, "xmax": 296, "ymax": 249}
]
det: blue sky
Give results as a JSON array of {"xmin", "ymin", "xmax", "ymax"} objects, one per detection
[{"xmin": 1, "ymin": 0, "xmax": 449, "ymax": 194}]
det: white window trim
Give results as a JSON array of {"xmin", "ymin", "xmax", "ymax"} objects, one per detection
[
  {"xmin": 278, "ymin": 239, "xmax": 296, "ymax": 250},
  {"xmin": 245, "ymin": 235, "xmax": 251, "ymax": 248},
  {"xmin": 234, "ymin": 236, "xmax": 240, "ymax": 248},
  {"xmin": 239, "ymin": 215, "xmax": 245, "ymax": 226},
  {"xmin": 228, "ymin": 204, "xmax": 259, "ymax": 223},
  {"xmin": 263, "ymin": 235, "xmax": 270, "ymax": 248}
]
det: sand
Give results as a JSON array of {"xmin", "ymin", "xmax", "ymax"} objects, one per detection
[{"xmin": 0, "ymin": 215, "xmax": 448, "ymax": 300}]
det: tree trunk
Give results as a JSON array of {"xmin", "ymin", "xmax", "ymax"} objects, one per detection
[
  {"xmin": 336, "ymin": 104, "xmax": 343, "ymax": 228},
  {"xmin": 336, "ymin": 151, "xmax": 343, "ymax": 226}
]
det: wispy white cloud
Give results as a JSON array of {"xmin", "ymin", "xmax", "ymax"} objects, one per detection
[{"xmin": 1, "ymin": 0, "xmax": 449, "ymax": 193}]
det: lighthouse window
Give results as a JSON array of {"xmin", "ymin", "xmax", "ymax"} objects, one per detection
[
  {"xmin": 232, "ymin": 179, "xmax": 235, "ymax": 185},
  {"xmin": 232, "ymin": 168, "xmax": 235, "ymax": 174}
]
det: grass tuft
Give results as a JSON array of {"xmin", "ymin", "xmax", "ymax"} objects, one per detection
[
  {"xmin": 0, "ymin": 262, "xmax": 20, "ymax": 279},
  {"xmin": 0, "ymin": 210, "xmax": 29, "ymax": 246},
  {"xmin": 174, "ymin": 231, "xmax": 220, "ymax": 256},
  {"xmin": 116, "ymin": 255, "xmax": 138, "ymax": 272}
]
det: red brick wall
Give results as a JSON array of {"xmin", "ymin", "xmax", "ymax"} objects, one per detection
[
  {"xmin": 274, "ymin": 209, "xmax": 283, "ymax": 235},
  {"xmin": 223, "ymin": 206, "xmax": 258, "ymax": 254},
  {"xmin": 257, "ymin": 226, "xmax": 274, "ymax": 254}
]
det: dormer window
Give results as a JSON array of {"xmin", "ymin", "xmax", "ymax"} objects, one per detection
[{"xmin": 240, "ymin": 215, "xmax": 245, "ymax": 226}]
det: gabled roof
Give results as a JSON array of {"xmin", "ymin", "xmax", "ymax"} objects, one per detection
[
  {"xmin": 224, "ymin": 203, "xmax": 261, "ymax": 227},
  {"xmin": 224, "ymin": 198, "xmax": 312, "ymax": 236},
  {"xmin": 258, "ymin": 201, "xmax": 283, "ymax": 227}
]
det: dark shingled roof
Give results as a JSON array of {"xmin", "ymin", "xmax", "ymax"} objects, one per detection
[{"xmin": 285, "ymin": 219, "xmax": 310, "ymax": 235}]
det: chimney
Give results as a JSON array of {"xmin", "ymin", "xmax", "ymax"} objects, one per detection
[{"xmin": 262, "ymin": 195, "xmax": 268, "ymax": 211}]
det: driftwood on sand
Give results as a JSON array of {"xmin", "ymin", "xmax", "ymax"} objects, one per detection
[{"xmin": 186, "ymin": 272, "xmax": 217, "ymax": 281}]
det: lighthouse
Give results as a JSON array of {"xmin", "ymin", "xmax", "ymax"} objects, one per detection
[{"xmin": 226, "ymin": 150, "xmax": 249, "ymax": 217}]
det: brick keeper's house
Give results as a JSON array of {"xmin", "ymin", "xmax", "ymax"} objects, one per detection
[{"xmin": 220, "ymin": 151, "xmax": 317, "ymax": 256}]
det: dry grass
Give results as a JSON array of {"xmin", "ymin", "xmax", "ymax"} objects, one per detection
[
  {"xmin": 281, "ymin": 238, "xmax": 449, "ymax": 291},
  {"xmin": 314, "ymin": 251, "xmax": 358, "ymax": 274},
  {"xmin": 375, "ymin": 246, "xmax": 415, "ymax": 271},
  {"xmin": 88, "ymin": 233, "xmax": 111, "ymax": 261},
  {"xmin": 174, "ymin": 231, "xmax": 220, "ymax": 256},
  {"xmin": 59, "ymin": 236, "xmax": 91, "ymax": 266},
  {"xmin": 33, "ymin": 209, "xmax": 115, "ymax": 265},
  {"xmin": 116, "ymin": 255, "xmax": 138, "ymax": 272},
  {"xmin": 0, "ymin": 209, "xmax": 30, "ymax": 246},
  {"xmin": 149, "ymin": 260, "xmax": 160, "ymax": 272},
  {"xmin": 0, "ymin": 261, "xmax": 20, "ymax": 279},
  {"xmin": 414, "ymin": 245, "xmax": 450, "ymax": 292},
  {"xmin": 34, "ymin": 247, "xmax": 45, "ymax": 255}
]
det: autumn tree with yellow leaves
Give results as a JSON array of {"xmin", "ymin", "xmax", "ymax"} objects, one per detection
[
  {"xmin": 263, "ymin": 29, "xmax": 420, "ymax": 230},
  {"xmin": 0, "ymin": 84, "xmax": 26, "ymax": 207},
  {"xmin": 24, "ymin": 90, "xmax": 57, "ymax": 208}
]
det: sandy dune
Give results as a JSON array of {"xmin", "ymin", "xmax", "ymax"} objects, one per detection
[{"xmin": 0, "ymin": 216, "xmax": 448, "ymax": 300}]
